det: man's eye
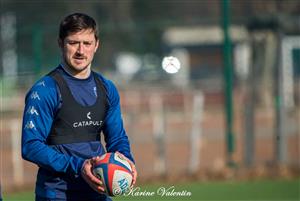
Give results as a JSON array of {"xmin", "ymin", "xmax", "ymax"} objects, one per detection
[
  {"xmin": 84, "ymin": 42, "xmax": 92, "ymax": 46},
  {"xmin": 68, "ymin": 41, "xmax": 77, "ymax": 45}
]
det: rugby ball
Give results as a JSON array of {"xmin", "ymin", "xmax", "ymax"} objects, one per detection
[{"xmin": 93, "ymin": 152, "xmax": 133, "ymax": 196}]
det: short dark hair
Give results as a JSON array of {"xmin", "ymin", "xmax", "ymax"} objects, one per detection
[{"xmin": 59, "ymin": 13, "xmax": 98, "ymax": 41}]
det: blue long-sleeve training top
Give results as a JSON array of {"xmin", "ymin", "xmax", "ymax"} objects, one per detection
[{"xmin": 21, "ymin": 65, "xmax": 134, "ymax": 200}]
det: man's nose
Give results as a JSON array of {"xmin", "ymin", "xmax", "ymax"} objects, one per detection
[{"xmin": 76, "ymin": 43, "xmax": 84, "ymax": 54}]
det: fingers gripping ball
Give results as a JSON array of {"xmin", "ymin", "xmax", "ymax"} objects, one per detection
[{"xmin": 92, "ymin": 152, "xmax": 133, "ymax": 196}]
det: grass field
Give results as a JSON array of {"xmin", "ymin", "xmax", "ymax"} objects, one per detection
[{"xmin": 3, "ymin": 179, "xmax": 299, "ymax": 201}]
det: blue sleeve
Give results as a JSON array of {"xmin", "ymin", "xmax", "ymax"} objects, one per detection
[
  {"xmin": 21, "ymin": 77, "xmax": 84, "ymax": 175},
  {"xmin": 101, "ymin": 79, "xmax": 135, "ymax": 163}
]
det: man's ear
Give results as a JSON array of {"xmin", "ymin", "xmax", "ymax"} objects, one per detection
[{"xmin": 95, "ymin": 39, "xmax": 99, "ymax": 53}]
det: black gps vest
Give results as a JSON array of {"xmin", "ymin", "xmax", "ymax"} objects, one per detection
[{"xmin": 46, "ymin": 70, "xmax": 108, "ymax": 145}]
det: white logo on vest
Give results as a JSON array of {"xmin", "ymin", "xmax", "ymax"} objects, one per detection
[
  {"xmin": 73, "ymin": 111, "xmax": 103, "ymax": 128},
  {"xmin": 87, "ymin": 112, "xmax": 91, "ymax": 119}
]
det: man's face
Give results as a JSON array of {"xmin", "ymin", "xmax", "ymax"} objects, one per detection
[{"xmin": 60, "ymin": 29, "xmax": 99, "ymax": 72}]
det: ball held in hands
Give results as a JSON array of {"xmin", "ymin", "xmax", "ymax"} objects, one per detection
[{"xmin": 92, "ymin": 152, "xmax": 133, "ymax": 196}]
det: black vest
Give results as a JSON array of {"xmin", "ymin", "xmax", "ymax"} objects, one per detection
[{"xmin": 46, "ymin": 70, "xmax": 108, "ymax": 145}]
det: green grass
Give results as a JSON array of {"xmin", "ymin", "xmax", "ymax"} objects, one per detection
[{"xmin": 3, "ymin": 179, "xmax": 300, "ymax": 201}]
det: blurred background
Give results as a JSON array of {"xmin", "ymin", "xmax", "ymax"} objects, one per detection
[{"xmin": 0, "ymin": 0, "xmax": 299, "ymax": 200}]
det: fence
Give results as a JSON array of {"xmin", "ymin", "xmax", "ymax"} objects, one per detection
[{"xmin": 1, "ymin": 85, "xmax": 299, "ymax": 191}]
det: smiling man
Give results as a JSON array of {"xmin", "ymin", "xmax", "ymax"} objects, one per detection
[{"xmin": 21, "ymin": 13, "xmax": 137, "ymax": 201}]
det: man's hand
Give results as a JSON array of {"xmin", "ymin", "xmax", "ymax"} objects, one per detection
[
  {"xmin": 81, "ymin": 157, "xmax": 105, "ymax": 193},
  {"xmin": 116, "ymin": 151, "xmax": 137, "ymax": 187}
]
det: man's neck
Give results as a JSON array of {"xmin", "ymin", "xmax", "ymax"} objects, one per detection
[{"xmin": 61, "ymin": 61, "xmax": 91, "ymax": 79}]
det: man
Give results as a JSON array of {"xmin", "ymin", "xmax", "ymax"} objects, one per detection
[{"xmin": 21, "ymin": 13, "xmax": 137, "ymax": 201}]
